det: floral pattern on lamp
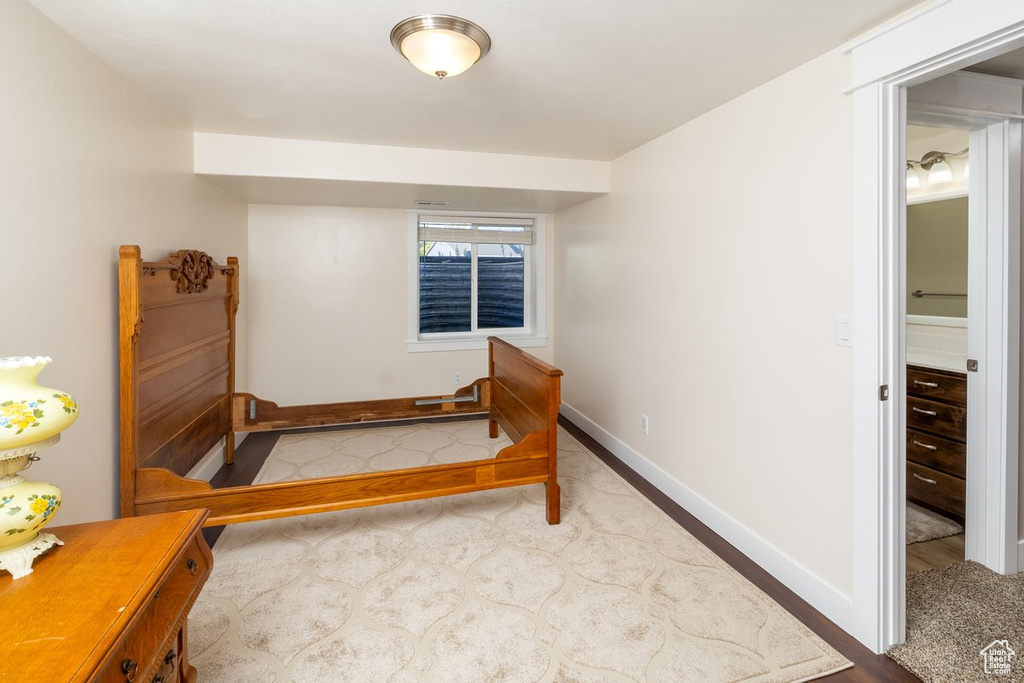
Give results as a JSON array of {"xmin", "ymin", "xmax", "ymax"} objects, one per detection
[{"xmin": 0, "ymin": 356, "xmax": 77, "ymax": 579}]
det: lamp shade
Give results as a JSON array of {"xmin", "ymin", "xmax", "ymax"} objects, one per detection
[
  {"xmin": 928, "ymin": 158, "xmax": 953, "ymax": 184},
  {"xmin": 906, "ymin": 163, "xmax": 920, "ymax": 189},
  {"xmin": 391, "ymin": 15, "xmax": 491, "ymax": 79},
  {"xmin": 0, "ymin": 356, "xmax": 77, "ymax": 455}
]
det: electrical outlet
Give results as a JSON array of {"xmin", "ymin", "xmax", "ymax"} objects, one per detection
[
  {"xmin": 453, "ymin": 371, "xmax": 462, "ymax": 385},
  {"xmin": 640, "ymin": 414, "xmax": 649, "ymax": 435}
]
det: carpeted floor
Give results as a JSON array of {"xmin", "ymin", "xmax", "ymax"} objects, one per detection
[
  {"xmin": 888, "ymin": 561, "xmax": 1024, "ymax": 682},
  {"xmin": 906, "ymin": 503, "xmax": 963, "ymax": 545},
  {"xmin": 189, "ymin": 422, "xmax": 851, "ymax": 682}
]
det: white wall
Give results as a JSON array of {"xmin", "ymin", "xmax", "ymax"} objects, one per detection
[
  {"xmin": 555, "ymin": 48, "xmax": 856, "ymax": 605},
  {"xmin": 0, "ymin": 0, "xmax": 247, "ymax": 524},
  {"xmin": 246, "ymin": 205, "xmax": 554, "ymax": 405}
]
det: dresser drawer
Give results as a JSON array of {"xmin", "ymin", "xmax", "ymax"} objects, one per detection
[
  {"xmin": 907, "ymin": 428, "xmax": 967, "ymax": 478},
  {"xmin": 907, "ymin": 366, "xmax": 967, "ymax": 405},
  {"xmin": 907, "ymin": 462, "xmax": 965, "ymax": 519},
  {"xmin": 95, "ymin": 535, "xmax": 212, "ymax": 682},
  {"xmin": 907, "ymin": 396, "xmax": 966, "ymax": 442}
]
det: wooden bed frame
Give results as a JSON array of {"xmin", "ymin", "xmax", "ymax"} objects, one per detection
[{"xmin": 118, "ymin": 245, "xmax": 562, "ymax": 526}]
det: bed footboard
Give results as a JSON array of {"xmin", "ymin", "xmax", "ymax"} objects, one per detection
[{"xmin": 488, "ymin": 336, "xmax": 562, "ymax": 524}]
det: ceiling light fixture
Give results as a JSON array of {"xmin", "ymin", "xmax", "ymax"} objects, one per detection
[
  {"xmin": 907, "ymin": 148, "xmax": 967, "ymax": 187},
  {"xmin": 390, "ymin": 14, "xmax": 491, "ymax": 80}
]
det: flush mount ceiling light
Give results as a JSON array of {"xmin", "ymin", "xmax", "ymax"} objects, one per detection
[{"xmin": 390, "ymin": 14, "xmax": 491, "ymax": 80}]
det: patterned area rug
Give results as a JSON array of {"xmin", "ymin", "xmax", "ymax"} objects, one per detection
[
  {"xmin": 906, "ymin": 503, "xmax": 963, "ymax": 545},
  {"xmin": 888, "ymin": 561, "xmax": 1024, "ymax": 682},
  {"xmin": 189, "ymin": 422, "xmax": 851, "ymax": 682}
]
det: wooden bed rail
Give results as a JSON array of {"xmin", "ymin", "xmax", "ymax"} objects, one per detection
[
  {"xmin": 133, "ymin": 428, "xmax": 551, "ymax": 526},
  {"xmin": 232, "ymin": 378, "xmax": 490, "ymax": 432}
]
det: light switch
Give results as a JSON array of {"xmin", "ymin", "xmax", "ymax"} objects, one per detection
[{"xmin": 836, "ymin": 315, "xmax": 853, "ymax": 347}]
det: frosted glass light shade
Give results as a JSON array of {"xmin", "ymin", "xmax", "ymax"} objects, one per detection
[
  {"xmin": 928, "ymin": 159, "xmax": 953, "ymax": 184},
  {"xmin": 906, "ymin": 164, "xmax": 920, "ymax": 189},
  {"xmin": 400, "ymin": 29, "xmax": 481, "ymax": 78},
  {"xmin": 391, "ymin": 15, "xmax": 491, "ymax": 79}
]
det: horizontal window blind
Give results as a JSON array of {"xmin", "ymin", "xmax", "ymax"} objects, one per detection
[{"xmin": 418, "ymin": 216, "xmax": 534, "ymax": 245}]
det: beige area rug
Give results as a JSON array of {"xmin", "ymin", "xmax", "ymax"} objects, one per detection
[
  {"xmin": 189, "ymin": 422, "xmax": 851, "ymax": 682},
  {"xmin": 906, "ymin": 503, "xmax": 963, "ymax": 545},
  {"xmin": 888, "ymin": 561, "xmax": 1024, "ymax": 682}
]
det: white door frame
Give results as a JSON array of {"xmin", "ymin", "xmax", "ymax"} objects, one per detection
[{"xmin": 848, "ymin": 1, "xmax": 1024, "ymax": 653}]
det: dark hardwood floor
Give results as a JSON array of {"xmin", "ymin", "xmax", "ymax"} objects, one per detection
[{"xmin": 202, "ymin": 414, "xmax": 918, "ymax": 682}]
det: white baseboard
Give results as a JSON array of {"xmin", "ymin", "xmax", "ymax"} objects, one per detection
[
  {"xmin": 560, "ymin": 402, "xmax": 854, "ymax": 633},
  {"xmin": 185, "ymin": 433, "xmax": 248, "ymax": 482}
]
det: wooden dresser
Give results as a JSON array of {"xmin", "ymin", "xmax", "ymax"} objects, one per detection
[
  {"xmin": 0, "ymin": 509, "xmax": 212, "ymax": 683},
  {"xmin": 906, "ymin": 365, "xmax": 967, "ymax": 524}
]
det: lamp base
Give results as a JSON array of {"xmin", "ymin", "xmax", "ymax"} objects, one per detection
[{"xmin": 0, "ymin": 532, "xmax": 63, "ymax": 579}]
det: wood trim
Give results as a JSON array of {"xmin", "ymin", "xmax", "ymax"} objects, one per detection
[{"xmin": 119, "ymin": 245, "xmax": 142, "ymax": 518}]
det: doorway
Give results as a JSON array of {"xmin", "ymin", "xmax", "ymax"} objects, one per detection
[
  {"xmin": 903, "ymin": 123, "xmax": 970, "ymax": 575},
  {"xmin": 848, "ymin": 8, "xmax": 1024, "ymax": 653}
]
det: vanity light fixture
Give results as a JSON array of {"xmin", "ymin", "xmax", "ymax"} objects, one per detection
[
  {"xmin": 390, "ymin": 14, "xmax": 491, "ymax": 79},
  {"xmin": 906, "ymin": 162, "xmax": 920, "ymax": 189},
  {"xmin": 906, "ymin": 148, "xmax": 967, "ymax": 187}
]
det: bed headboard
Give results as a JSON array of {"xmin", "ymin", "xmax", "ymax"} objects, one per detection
[{"xmin": 118, "ymin": 245, "xmax": 238, "ymax": 518}]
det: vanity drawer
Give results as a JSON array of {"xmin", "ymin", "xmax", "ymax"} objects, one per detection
[
  {"xmin": 907, "ymin": 367, "xmax": 967, "ymax": 405},
  {"xmin": 907, "ymin": 428, "xmax": 967, "ymax": 478},
  {"xmin": 907, "ymin": 462, "xmax": 965, "ymax": 519},
  {"xmin": 907, "ymin": 396, "xmax": 966, "ymax": 441}
]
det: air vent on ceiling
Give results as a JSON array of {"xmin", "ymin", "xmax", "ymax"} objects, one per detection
[{"xmin": 414, "ymin": 200, "xmax": 451, "ymax": 207}]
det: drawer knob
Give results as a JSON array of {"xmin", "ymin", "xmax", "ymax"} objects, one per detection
[
  {"xmin": 121, "ymin": 658, "xmax": 139, "ymax": 682},
  {"xmin": 912, "ymin": 439, "xmax": 938, "ymax": 451},
  {"xmin": 152, "ymin": 676, "xmax": 164, "ymax": 683},
  {"xmin": 914, "ymin": 379, "xmax": 939, "ymax": 388},
  {"xmin": 913, "ymin": 472, "xmax": 938, "ymax": 485},
  {"xmin": 912, "ymin": 406, "xmax": 938, "ymax": 416},
  {"xmin": 187, "ymin": 558, "xmax": 198, "ymax": 576}
]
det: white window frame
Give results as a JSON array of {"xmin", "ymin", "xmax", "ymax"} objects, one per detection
[{"xmin": 407, "ymin": 210, "xmax": 547, "ymax": 352}]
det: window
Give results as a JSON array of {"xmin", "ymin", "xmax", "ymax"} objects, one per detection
[{"xmin": 408, "ymin": 212, "xmax": 546, "ymax": 351}]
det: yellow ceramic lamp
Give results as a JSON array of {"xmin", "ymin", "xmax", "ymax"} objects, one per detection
[{"xmin": 0, "ymin": 356, "xmax": 77, "ymax": 579}]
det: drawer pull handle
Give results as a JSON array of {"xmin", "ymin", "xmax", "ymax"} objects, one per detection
[
  {"xmin": 913, "ymin": 472, "xmax": 938, "ymax": 485},
  {"xmin": 912, "ymin": 439, "xmax": 938, "ymax": 451},
  {"xmin": 914, "ymin": 380, "xmax": 939, "ymax": 388},
  {"xmin": 121, "ymin": 658, "xmax": 139, "ymax": 682},
  {"xmin": 912, "ymin": 407, "xmax": 938, "ymax": 416},
  {"xmin": 152, "ymin": 676, "xmax": 164, "ymax": 683},
  {"xmin": 187, "ymin": 558, "xmax": 198, "ymax": 576},
  {"xmin": 165, "ymin": 649, "xmax": 177, "ymax": 670}
]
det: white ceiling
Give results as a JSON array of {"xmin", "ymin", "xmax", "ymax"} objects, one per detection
[{"xmin": 28, "ymin": 0, "xmax": 920, "ymax": 162}]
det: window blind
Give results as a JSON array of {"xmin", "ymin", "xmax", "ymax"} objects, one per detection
[{"xmin": 418, "ymin": 216, "xmax": 535, "ymax": 246}]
